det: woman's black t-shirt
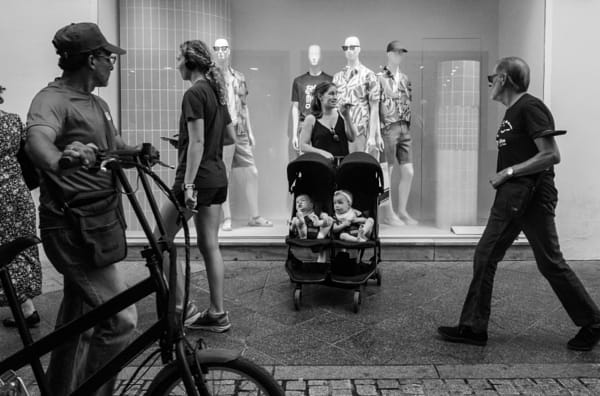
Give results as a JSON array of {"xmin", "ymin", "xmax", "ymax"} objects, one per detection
[
  {"xmin": 175, "ymin": 80, "xmax": 231, "ymax": 188},
  {"xmin": 496, "ymin": 93, "xmax": 555, "ymax": 172},
  {"xmin": 311, "ymin": 115, "xmax": 349, "ymax": 157}
]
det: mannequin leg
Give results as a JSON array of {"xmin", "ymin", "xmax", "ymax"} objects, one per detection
[
  {"xmin": 379, "ymin": 124, "xmax": 405, "ymax": 226},
  {"xmin": 221, "ymin": 144, "xmax": 235, "ymax": 231},
  {"xmin": 395, "ymin": 122, "xmax": 418, "ymax": 225},
  {"xmin": 233, "ymin": 139, "xmax": 272, "ymax": 227},
  {"xmin": 397, "ymin": 163, "xmax": 417, "ymax": 225}
]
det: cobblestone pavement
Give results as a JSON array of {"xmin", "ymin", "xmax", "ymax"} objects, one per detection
[{"xmin": 114, "ymin": 375, "xmax": 600, "ymax": 395}]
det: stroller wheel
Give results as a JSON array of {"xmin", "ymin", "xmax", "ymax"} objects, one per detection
[
  {"xmin": 353, "ymin": 290, "xmax": 361, "ymax": 313},
  {"xmin": 375, "ymin": 268, "xmax": 382, "ymax": 286},
  {"xmin": 293, "ymin": 288, "xmax": 302, "ymax": 311}
]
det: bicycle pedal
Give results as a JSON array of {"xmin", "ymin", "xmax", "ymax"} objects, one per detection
[{"xmin": 0, "ymin": 370, "xmax": 30, "ymax": 396}]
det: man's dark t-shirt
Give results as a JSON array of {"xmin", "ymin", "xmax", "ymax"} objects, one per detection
[
  {"xmin": 496, "ymin": 93, "xmax": 555, "ymax": 174},
  {"xmin": 175, "ymin": 80, "xmax": 231, "ymax": 188},
  {"xmin": 26, "ymin": 79, "xmax": 120, "ymax": 225},
  {"xmin": 291, "ymin": 72, "xmax": 333, "ymax": 122}
]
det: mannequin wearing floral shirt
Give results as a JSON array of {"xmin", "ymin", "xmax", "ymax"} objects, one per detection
[
  {"xmin": 332, "ymin": 36, "xmax": 382, "ymax": 154},
  {"xmin": 377, "ymin": 41, "xmax": 417, "ymax": 225},
  {"xmin": 214, "ymin": 38, "xmax": 272, "ymax": 230}
]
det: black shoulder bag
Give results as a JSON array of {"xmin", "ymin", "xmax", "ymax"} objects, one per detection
[{"xmin": 49, "ymin": 100, "xmax": 127, "ymax": 267}]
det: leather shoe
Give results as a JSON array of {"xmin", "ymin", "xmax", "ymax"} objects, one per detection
[
  {"xmin": 3, "ymin": 311, "xmax": 40, "ymax": 328},
  {"xmin": 567, "ymin": 325, "xmax": 600, "ymax": 351},
  {"xmin": 437, "ymin": 325, "xmax": 488, "ymax": 346}
]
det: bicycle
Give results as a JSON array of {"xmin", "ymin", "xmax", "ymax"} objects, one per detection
[{"xmin": 0, "ymin": 144, "xmax": 283, "ymax": 395}]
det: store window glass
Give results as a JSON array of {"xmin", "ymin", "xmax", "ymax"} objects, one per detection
[{"xmin": 118, "ymin": 0, "xmax": 546, "ymax": 238}]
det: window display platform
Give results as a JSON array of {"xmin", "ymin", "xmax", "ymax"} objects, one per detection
[{"xmin": 126, "ymin": 220, "xmax": 532, "ymax": 262}]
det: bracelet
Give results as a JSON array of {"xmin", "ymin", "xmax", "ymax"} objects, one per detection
[{"xmin": 184, "ymin": 183, "xmax": 195, "ymax": 190}]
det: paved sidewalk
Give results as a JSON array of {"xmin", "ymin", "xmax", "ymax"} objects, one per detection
[{"xmin": 2, "ymin": 256, "xmax": 600, "ymax": 395}]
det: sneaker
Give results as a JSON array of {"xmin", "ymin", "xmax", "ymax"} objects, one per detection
[
  {"xmin": 187, "ymin": 309, "xmax": 231, "ymax": 333},
  {"xmin": 567, "ymin": 325, "xmax": 600, "ymax": 351},
  {"xmin": 183, "ymin": 303, "xmax": 202, "ymax": 327},
  {"xmin": 437, "ymin": 325, "xmax": 488, "ymax": 346}
]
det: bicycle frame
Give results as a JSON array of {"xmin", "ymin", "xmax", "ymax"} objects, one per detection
[{"xmin": 0, "ymin": 147, "xmax": 202, "ymax": 395}]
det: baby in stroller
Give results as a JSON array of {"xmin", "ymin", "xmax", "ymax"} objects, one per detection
[
  {"xmin": 290, "ymin": 194, "xmax": 333, "ymax": 239},
  {"xmin": 332, "ymin": 190, "xmax": 374, "ymax": 242}
]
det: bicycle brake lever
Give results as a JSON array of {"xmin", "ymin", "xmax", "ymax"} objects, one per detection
[
  {"xmin": 100, "ymin": 158, "xmax": 119, "ymax": 172},
  {"xmin": 155, "ymin": 160, "xmax": 175, "ymax": 169}
]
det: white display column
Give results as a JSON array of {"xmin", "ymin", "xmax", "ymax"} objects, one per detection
[{"xmin": 434, "ymin": 60, "xmax": 480, "ymax": 229}]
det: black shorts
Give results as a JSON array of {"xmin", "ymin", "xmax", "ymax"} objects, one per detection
[{"xmin": 172, "ymin": 184, "xmax": 228, "ymax": 208}]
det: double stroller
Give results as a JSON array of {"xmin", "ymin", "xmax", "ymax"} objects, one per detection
[{"xmin": 285, "ymin": 152, "xmax": 383, "ymax": 313}]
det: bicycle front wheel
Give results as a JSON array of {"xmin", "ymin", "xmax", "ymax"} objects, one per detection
[{"xmin": 146, "ymin": 355, "xmax": 283, "ymax": 396}]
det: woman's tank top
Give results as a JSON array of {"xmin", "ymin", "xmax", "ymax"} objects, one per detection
[{"xmin": 310, "ymin": 115, "xmax": 349, "ymax": 157}]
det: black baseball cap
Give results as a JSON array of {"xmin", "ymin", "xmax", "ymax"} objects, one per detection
[
  {"xmin": 386, "ymin": 40, "xmax": 407, "ymax": 53},
  {"xmin": 52, "ymin": 22, "xmax": 126, "ymax": 55}
]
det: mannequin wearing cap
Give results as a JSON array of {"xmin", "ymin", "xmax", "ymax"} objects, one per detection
[
  {"xmin": 290, "ymin": 45, "xmax": 333, "ymax": 158},
  {"xmin": 377, "ymin": 41, "xmax": 417, "ymax": 225},
  {"xmin": 213, "ymin": 38, "xmax": 272, "ymax": 230},
  {"xmin": 24, "ymin": 22, "xmax": 137, "ymax": 396},
  {"xmin": 333, "ymin": 36, "xmax": 382, "ymax": 154}
]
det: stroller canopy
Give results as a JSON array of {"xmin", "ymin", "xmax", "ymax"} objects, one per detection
[
  {"xmin": 336, "ymin": 152, "xmax": 384, "ymax": 196},
  {"xmin": 287, "ymin": 153, "xmax": 336, "ymax": 195}
]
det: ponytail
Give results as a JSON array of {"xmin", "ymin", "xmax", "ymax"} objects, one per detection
[{"xmin": 206, "ymin": 63, "xmax": 227, "ymax": 106}]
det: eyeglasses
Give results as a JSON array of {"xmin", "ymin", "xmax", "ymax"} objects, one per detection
[
  {"xmin": 341, "ymin": 45, "xmax": 360, "ymax": 51},
  {"xmin": 213, "ymin": 46, "xmax": 229, "ymax": 52},
  {"xmin": 96, "ymin": 54, "xmax": 118, "ymax": 65}
]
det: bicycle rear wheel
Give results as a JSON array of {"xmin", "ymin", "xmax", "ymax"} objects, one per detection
[{"xmin": 146, "ymin": 355, "xmax": 283, "ymax": 395}]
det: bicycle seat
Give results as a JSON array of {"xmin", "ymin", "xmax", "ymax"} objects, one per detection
[{"xmin": 0, "ymin": 236, "xmax": 40, "ymax": 270}]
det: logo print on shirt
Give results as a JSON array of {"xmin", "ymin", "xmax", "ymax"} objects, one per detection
[
  {"xmin": 496, "ymin": 120, "xmax": 512, "ymax": 148},
  {"xmin": 304, "ymin": 84, "xmax": 316, "ymax": 110}
]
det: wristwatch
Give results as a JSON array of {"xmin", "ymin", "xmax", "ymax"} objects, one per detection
[
  {"xmin": 184, "ymin": 183, "xmax": 195, "ymax": 191},
  {"xmin": 506, "ymin": 167, "xmax": 514, "ymax": 177}
]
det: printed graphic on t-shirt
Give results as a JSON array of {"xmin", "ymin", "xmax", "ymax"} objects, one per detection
[
  {"xmin": 304, "ymin": 84, "xmax": 317, "ymax": 111},
  {"xmin": 291, "ymin": 72, "xmax": 333, "ymax": 121},
  {"xmin": 496, "ymin": 120, "xmax": 513, "ymax": 148}
]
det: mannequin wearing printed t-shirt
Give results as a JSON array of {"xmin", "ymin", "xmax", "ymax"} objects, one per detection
[
  {"xmin": 333, "ymin": 36, "xmax": 383, "ymax": 154},
  {"xmin": 290, "ymin": 45, "xmax": 332, "ymax": 157},
  {"xmin": 214, "ymin": 38, "xmax": 272, "ymax": 230}
]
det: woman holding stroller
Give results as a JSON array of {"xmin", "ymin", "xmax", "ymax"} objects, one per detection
[{"xmin": 300, "ymin": 81, "xmax": 357, "ymax": 161}]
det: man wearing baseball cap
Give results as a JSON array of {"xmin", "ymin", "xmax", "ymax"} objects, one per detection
[{"xmin": 25, "ymin": 22, "xmax": 136, "ymax": 396}]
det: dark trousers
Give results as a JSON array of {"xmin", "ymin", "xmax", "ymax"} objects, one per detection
[
  {"xmin": 459, "ymin": 179, "xmax": 600, "ymax": 333},
  {"xmin": 42, "ymin": 227, "xmax": 137, "ymax": 396}
]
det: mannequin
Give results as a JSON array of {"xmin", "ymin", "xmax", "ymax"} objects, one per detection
[
  {"xmin": 377, "ymin": 41, "xmax": 417, "ymax": 225},
  {"xmin": 290, "ymin": 45, "xmax": 332, "ymax": 157},
  {"xmin": 332, "ymin": 36, "xmax": 382, "ymax": 154},
  {"xmin": 214, "ymin": 38, "xmax": 272, "ymax": 230}
]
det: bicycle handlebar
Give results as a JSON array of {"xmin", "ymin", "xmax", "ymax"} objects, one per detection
[{"xmin": 58, "ymin": 143, "xmax": 170, "ymax": 170}]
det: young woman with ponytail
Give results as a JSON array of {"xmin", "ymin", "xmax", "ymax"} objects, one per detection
[
  {"xmin": 154, "ymin": 39, "xmax": 234, "ymax": 332},
  {"xmin": 299, "ymin": 81, "xmax": 357, "ymax": 160}
]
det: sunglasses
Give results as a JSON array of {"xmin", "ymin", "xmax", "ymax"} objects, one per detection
[
  {"xmin": 96, "ymin": 54, "xmax": 118, "ymax": 65},
  {"xmin": 341, "ymin": 45, "xmax": 360, "ymax": 51},
  {"xmin": 330, "ymin": 127, "xmax": 340, "ymax": 142},
  {"xmin": 213, "ymin": 46, "xmax": 229, "ymax": 52},
  {"xmin": 487, "ymin": 73, "xmax": 519, "ymax": 89},
  {"xmin": 487, "ymin": 74, "xmax": 498, "ymax": 87}
]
